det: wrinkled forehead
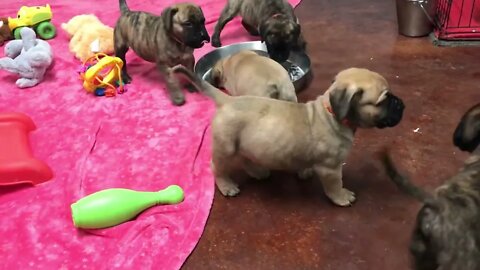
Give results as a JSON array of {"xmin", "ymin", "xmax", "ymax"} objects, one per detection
[
  {"xmin": 174, "ymin": 4, "xmax": 204, "ymax": 22},
  {"xmin": 336, "ymin": 69, "xmax": 390, "ymax": 102}
]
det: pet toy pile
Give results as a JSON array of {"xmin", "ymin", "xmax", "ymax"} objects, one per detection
[
  {"xmin": 0, "ymin": 5, "xmax": 117, "ymax": 95},
  {"xmin": 78, "ymin": 53, "xmax": 126, "ymax": 97}
]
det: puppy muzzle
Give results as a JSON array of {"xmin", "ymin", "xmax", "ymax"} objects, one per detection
[
  {"xmin": 268, "ymin": 48, "xmax": 290, "ymax": 63},
  {"xmin": 453, "ymin": 122, "xmax": 480, "ymax": 153},
  {"xmin": 185, "ymin": 26, "xmax": 210, "ymax": 48},
  {"xmin": 266, "ymin": 42, "xmax": 291, "ymax": 63},
  {"xmin": 376, "ymin": 94, "xmax": 405, "ymax": 128}
]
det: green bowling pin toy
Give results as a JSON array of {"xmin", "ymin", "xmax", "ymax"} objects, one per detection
[{"xmin": 71, "ymin": 185, "xmax": 184, "ymax": 229}]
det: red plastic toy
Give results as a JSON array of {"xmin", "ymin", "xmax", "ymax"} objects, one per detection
[{"xmin": 0, "ymin": 112, "xmax": 53, "ymax": 186}]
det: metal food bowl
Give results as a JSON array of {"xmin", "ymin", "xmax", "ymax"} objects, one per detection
[{"xmin": 194, "ymin": 41, "xmax": 312, "ymax": 92}]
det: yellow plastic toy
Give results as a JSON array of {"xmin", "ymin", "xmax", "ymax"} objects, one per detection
[
  {"xmin": 79, "ymin": 53, "xmax": 126, "ymax": 97},
  {"xmin": 9, "ymin": 4, "xmax": 56, "ymax": 40}
]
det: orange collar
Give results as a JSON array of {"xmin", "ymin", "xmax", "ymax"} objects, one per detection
[{"xmin": 323, "ymin": 98, "xmax": 356, "ymax": 131}]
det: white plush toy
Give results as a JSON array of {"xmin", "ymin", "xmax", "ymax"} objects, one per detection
[{"xmin": 0, "ymin": 27, "xmax": 53, "ymax": 88}]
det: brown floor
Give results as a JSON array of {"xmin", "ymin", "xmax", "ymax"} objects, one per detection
[{"xmin": 183, "ymin": 0, "xmax": 480, "ymax": 269}]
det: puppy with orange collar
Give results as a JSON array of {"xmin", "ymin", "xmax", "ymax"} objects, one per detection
[{"xmin": 173, "ymin": 65, "xmax": 405, "ymax": 206}]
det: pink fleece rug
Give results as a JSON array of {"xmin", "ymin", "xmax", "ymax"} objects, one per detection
[{"xmin": 0, "ymin": 0, "xmax": 301, "ymax": 269}]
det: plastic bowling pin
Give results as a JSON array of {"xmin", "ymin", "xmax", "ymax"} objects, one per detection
[{"xmin": 71, "ymin": 185, "xmax": 184, "ymax": 229}]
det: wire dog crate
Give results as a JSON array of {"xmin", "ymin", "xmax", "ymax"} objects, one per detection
[{"xmin": 433, "ymin": 0, "xmax": 480, "ymax": 43}]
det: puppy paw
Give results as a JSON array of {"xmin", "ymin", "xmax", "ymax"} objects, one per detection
[
  {"xmin": 217, "ymin": 181, "xmax": 240, "ymax": 197},
  {"xmin": 298, "ymin": 168, "xmax": 315, "ymax": 179},
  {"xmin": 185, "ymin": 83, "xmax": 197, "ymax": 93},
  {"xmin": 326, "ymin": 188, "xmax": 356, "ymax": 207},
  {"xmin": 171, "ymin": 94, "xmax": 186, "ymax": 106},
  {"xmin": 211, "ymin": 36, "xmax": 222, "ymax": 48},
  {"xmin": 122, "ymin": 72, "xmax": 132, "ymax": 84}
]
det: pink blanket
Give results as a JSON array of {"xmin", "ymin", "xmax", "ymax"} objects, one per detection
[{"xmin": 0, "ymin": 0, "xmax": 300, "ymax": 269}]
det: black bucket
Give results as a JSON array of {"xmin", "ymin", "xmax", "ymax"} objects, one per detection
[{"xmin": 396, "ymin": 0, "xmax": 436, "ymax": 37}]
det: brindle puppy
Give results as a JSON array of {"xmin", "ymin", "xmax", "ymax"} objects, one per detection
[
  {"xmin": 211, "ymin": 0, "xmax": 306, "ymax": 63},
  {"xmin": 380, "ymin": 103, "xmax": 480, "ymax": 270},
  {"xmin": 114, "ymin": 0, "xmax": 210, "ymax": 105}
]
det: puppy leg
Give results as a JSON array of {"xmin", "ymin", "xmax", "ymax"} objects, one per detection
[
  {"xmin": 212, "ymin": 160, "xmax": 240, "ymax": 196},
  {"xmin": 212, "ymin": 128, "xmax": 241, "ymax": 196},
  {"xmin": 243, "ymin": 159, "xmax": 270, "ymax": 180},
  {"xmin": 113, "ymin": 29, "xmax": 132, "ymax": 83},
  {"xmin": 158, "ymin": 64, "xmax": 186, "ymax": 106},
  {"xmin": 315, "ymin": 165, "xmax": 355, "ymax": 206},
  {"xmin": 212, "ymin": 2, "xmax": 240, "ymax": 47},
  {"xmin": 241, "ymin": 20, "xmax": 259, "ymax": 36}
]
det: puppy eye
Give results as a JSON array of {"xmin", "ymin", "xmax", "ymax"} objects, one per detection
[{"xmin": 183, "ymin": 22, "xmax": 193, "ymax": 27}]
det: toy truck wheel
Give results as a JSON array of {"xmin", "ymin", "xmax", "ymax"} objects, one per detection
[
  {"xmin": 36, "ymin": 22, "xmax": 56, "ymax": 40},
  {"xmin": 13, "ymin": 27, "xmax": 25, "ymax": 39}
]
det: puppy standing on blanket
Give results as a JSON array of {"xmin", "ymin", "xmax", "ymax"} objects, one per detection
[
  {"xmin": 211, "ymin": 50, "xmax": 297, "ymax": 102},
  {"xmin": 381, "ymin": 103, "xmax": 480, "ymax": 270},
  {"xmin": 173, "ymin": 65, "xmax": 404, "ymax": 206},
  {"xmin": 114, "ymin": 0, "xmax": 210, "ymax": 105},
  {"xmin": 211, "ymin": 0, "xmax": 306, "ymax": 63}
]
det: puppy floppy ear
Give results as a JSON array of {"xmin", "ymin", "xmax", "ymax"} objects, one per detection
[
  {"xmin": 162, "ymin": 7, "xmax": 179, "ymax": 32},
  {"xmin": 292, "ymin": 22, "xmax": 300, "ymax": 38},
  {"xmin": 209, "ymin": 67, "xmax": 222, "ymax": 87},
  {"xmin": 453, "ymin": 104, "xmax": 480, "ymax": 152},
  {"xmin": 329, "ymin": 88, "xmax": 363, "ymax": 121}
]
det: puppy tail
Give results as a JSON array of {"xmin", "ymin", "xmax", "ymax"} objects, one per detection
[
  {"xmin": 119, "ymin": 0, "xmax": 130, "ymax": 14},
  {"xmin": 379, "ymin": 148, "xmax": 432, "ymax": 202},
  {"xmin": 171, "ymin": 65, "xmax": 229, "ymax": 106}
]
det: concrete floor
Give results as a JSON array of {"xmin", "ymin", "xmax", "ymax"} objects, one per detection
[{"xmin": 183, "ymin": 0, "xmax": 480, "ymax": 269}]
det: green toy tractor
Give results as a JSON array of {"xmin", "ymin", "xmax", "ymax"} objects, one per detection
[{"xmin": 8, "ymin": 4, "xmax": 56, "ymax": 40}]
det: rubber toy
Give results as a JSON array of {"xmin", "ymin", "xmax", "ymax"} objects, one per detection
[
  {"xmin": 62, "ymin": 14, "xmax": 114, "ymax": 62},
  {"xmin": 0, "ymin": 18, "xmax": 13, "ymax": 46},
  {"xmin": 0, "ymin": 27, "xmax": 53, "ymax": 88},
  {"xmin": 0, "ymin": 112, "xmax": 53, "ymax": 186},
  {"xmin": 78, "ymin": 53, "xmax": 126, "ymax": 97},
  {"xmin": 8, "ymin": 4, "xmax": 56, "ymax": 40},
  {"xmin": 71, "ymin": 185, "xmax": 185, "ymax": 229}
]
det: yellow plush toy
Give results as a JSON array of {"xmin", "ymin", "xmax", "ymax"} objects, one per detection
[{"xmin": 61, "ymin": 14, "xmax": 114, "ymax": 62}]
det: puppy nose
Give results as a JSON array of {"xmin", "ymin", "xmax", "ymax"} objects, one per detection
[{"xmin": 202, "ymin": 32, "xmax": 210, "ymax": 42}]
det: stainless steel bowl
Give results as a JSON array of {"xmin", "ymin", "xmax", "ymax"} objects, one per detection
[{"xmin": 194, "ymin": 41, "xmax": 312, "ymax": 92}]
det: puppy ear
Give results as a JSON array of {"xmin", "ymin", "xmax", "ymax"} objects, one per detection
[
  {"xmin": 209, "ymin": 59, "xmax": 224, "ymax": 86},
  {"xmin": 329, "ymin": 88, "xmax": 363, "ymax": 121},
  {"xmin": 375, "ymin": 90, "xmax": 388, "ymax": 105},
  {"xmin": 162, "ymin": 7, "xmax": 179, "ymax": 32},
  {"xmin": 292, "ymin": 22, "xmax": 301, "ymax": 38},
  {"xmin": 453, "ymin": 103, "xmax": 480, "ymax": 152},
  {"xmin": 209, "ymin": 67, "xmax": 222, "ymax": 87}
]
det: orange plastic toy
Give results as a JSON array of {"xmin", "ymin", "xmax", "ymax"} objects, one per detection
[
  {"xmin": 78, "ymin": 53, "xmax": 126, "ymax": 97},
  {"xmin": 0, "ymin": 112, "xmax": 53, "ymax": 186}
]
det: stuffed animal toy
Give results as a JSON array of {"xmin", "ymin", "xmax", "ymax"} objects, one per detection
[
  {"xmin": 0, "ymin": 27, "xmax": 53, "ymax": 88},
  {"xmin": 0, "ymin": 18, "xmax": 13, "ymax": 46},
  {"xmin": 61, "ymin": 14, "xmax": 114, "ymax": 62}
]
